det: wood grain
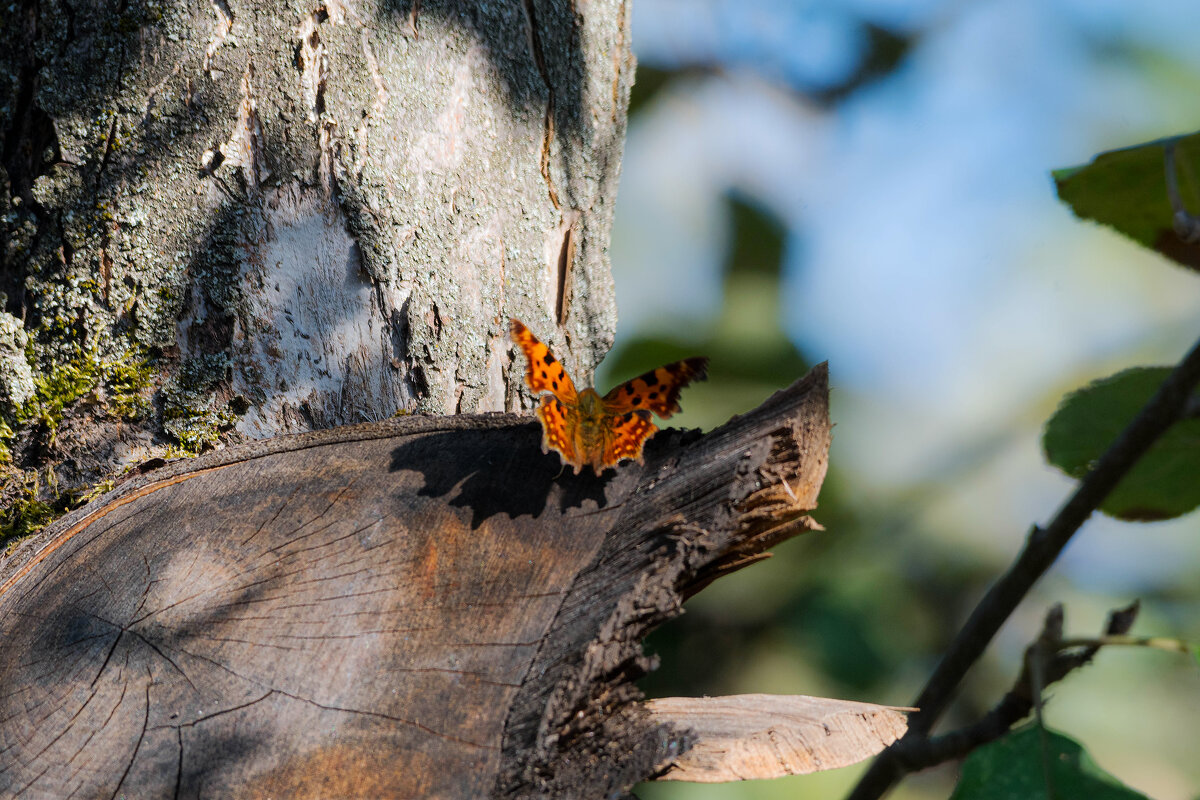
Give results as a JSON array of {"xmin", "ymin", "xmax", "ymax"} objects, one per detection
[
  {"xmin": 647, "ymin": 695, "xmax": 910, "ymax": 782},
  {"xmin": 0, "ymin": 366, "xmax": 832, "ymax": 798}
]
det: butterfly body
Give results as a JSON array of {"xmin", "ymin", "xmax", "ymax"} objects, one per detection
[
  {"xmin": 563, "ymin": 388, "xmax": 607, "ymax": 455},
  {"xmin": 511, "ymin": 319, "xmax": 708, "ymax": 475}
]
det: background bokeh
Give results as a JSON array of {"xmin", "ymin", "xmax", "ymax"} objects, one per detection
[{"xmin": 600, "ymin": 2, "xmax": 1200, "ymax": 799}]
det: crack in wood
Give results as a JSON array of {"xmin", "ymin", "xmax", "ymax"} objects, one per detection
[
  {"xmin": 89, "ymin": 629, "xmax": 125, "ymax": 689},
  {"xmin": 203, "ymin": 0, "xmax": 234, "ymax": 73},
  {"xmin": 106, "ymin": 675, "xmax": 151, "ymax": 800},
  {"xmin": 127, "ymin": 630, "xmax": 197, "ymax": 693},
  {"xmin": 521, "ymin": 0, "xmax": 561, "ymax": 210},
  {"xmin": 172, "ymin": 727, "xmax": 183, "ymax": 800},
  {"xmin": 241, "ymin": 484, "xmax": 303, "ymax": 546},
  {"xmin": 11, "ymin": 764, "xmax": 52, "ymax": 797},
  {"xmin": 159, "ymin": 687, "xmax": 503, "ymax": 752},
  {"xmin": 265, "ymin": 514, "xmax": 385, "ymax": 561},
  {"xmin": 554, "ymin": 217, "xmax": 576, "ymax": 325},
  {"xmin": 171, "ymin": 691, "xmax": 275, "ymax": 730}
]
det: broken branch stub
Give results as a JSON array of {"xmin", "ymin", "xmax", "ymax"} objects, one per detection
[
  {"xmin": 0, "ymin": 365, "xmax": 832, "ymax": 798},
  {"xmin": 647, "ymin": 695, "xmax": 911, "ymax": 782}
]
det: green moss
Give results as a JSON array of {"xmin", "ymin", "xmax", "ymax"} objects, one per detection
[
  {"xmin": 162, "ymin": 414, "xmax": 234, "ymax": 455},
  {"xmin": 0, "ymin": 471, "xmax": 120, "ymax": 555},
  {"xmin": 161, "ymin": 353, "xmax": 238, "ymax": 455},
  {"xmin": 0, "ymin": 473, "xmax": 66, "ymax": 554},
  {"xmin": 16, "ymin": 349, "xmax": 105, "ymax": 435},
  {"xmin": 0, "ymin": 343, "xmax": 155, "ymax": 463},
  {"xmin": 104, "ymin": 349, "xmax": 155, "ymax": 419},
  {"xmin": 76, "ymin": 478, "xmax": 116, "ymax": 505},
  {"xmin": 0, "ymin": 419, "xmax": 12, "ymax": 465},
  {"xmin": 0, "ymin": 499, "xmax": 56, "ymax": 554},
  {"xmin": 0, "ymin": 344, "xmax": 152, "ymax": 552}
]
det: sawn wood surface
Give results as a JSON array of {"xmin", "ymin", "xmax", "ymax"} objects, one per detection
[{"xmin": 0, "ymin": 365, "xmax": 832, "ymax": 798}]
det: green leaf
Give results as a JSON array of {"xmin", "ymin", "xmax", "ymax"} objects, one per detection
[
  {"xmin": 1043, "ymin": 367, "xmax": 1200, "ymax": 520},
  {"xmin": 1054, "ymin": 132, "xmax": 1200, "ymax": 272},
  {"xmin": 950, "ymin": 725, "xmax": 1148, "ymax": 800}
]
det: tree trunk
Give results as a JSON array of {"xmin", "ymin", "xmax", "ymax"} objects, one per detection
[
  {"xmin": 0, "ymin": 366, "xmax": 878, "ymax": 799},
  {"xmin": 0, "ymin": 0, "xmax": 629, "ymax": 497}
]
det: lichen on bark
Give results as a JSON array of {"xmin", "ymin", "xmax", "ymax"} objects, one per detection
[{"xmin": 1, "ymin": 0, "xmax": 634, "ymax": 537}]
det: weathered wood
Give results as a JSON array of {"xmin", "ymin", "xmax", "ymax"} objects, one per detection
[
  {"xmin": 0, "ymin": 364, "xmax": 831, "ymax": 798},
  {"xmin": 646, "ymin": 695, "xmax": 910, "ymax": 782}
]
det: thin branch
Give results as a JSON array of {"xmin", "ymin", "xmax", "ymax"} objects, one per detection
[
  {"xmin": 847, "ymin": 334, "xmax": 1200, "ymax": 800},
  {"xmin": 887, "ymin": 602, "xmax": 1137, "ymax": 771},
  {"xmin": 1057, "ymin": 634, "xmax": 1196, "ymax": 656}
]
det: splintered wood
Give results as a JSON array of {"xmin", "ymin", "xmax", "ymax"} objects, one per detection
[{"xmin": 647, "ymin": 694, "xmax": 911, "ymax": 782}]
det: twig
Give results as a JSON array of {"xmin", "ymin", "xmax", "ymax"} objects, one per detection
[
  {"xmin": 1029, "ymin": 606, "xmax": 1057, "ymax": 800},
  {"xmin": 1057, "ymin": 634, "xmax": 1195, "ymax": 655},
  {"xmin": 847, "ymin": 334, "xmax": 1200, "ymax": 800},
  {"xmin": 887, "ymin": 602, "xmax": 1137, "ymax": 771}
]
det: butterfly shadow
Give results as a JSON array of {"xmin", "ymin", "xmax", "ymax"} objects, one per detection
[{"xmin": 388, "ymin": 424, "xmax": 621, "ymax": 530}]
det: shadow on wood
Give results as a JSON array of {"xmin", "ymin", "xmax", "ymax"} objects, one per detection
[
  {"xmin": 387, "ymin": 426, "xmax": 618, "ymax": 528},
  {"xmin": 0, "ymin": 364, "xmax": 895, "ymax": 798}
]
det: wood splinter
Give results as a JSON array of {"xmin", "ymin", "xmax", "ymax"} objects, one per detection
[{"xmin": 647, "ymin": 694, "xmax": 912, "ymax": 783}]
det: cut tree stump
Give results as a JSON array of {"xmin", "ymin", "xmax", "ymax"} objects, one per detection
[{"xmin": 0, "ymin": 364, "xmax": 902, "ymax": 798}]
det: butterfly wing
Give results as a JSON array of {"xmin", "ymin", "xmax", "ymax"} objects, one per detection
[
  {"xmin": 511, "ymin": 320, "xmax": 706, "ymax": 475},
  {"xmin": 601, "ymin": 356, "xmax": 709, "ymax": 418},
  {"xmin": 536, "ymin": 395, "xmax": 584, "ymax": 473},
  {"xmin": 510, "ymin": 319, "xmax": 578, "ymax": 403},
  {"xmin": 511, "ymin": 319, "xmax": 586, "ymax": 472},
  {"xmin": 598, "ymin": 410, "xmax": 657, "ymax": 473}
]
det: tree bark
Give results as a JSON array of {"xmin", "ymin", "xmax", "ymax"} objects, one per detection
[
  {"xmin": 0, "ymin": 365, "xmax": 847, "ymax": 798},
  {"xmin": 0, "ymin": 0, "xmax": 630, "ymax": 494}
]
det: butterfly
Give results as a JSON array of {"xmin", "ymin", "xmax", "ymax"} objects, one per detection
[{"xmin": 510, "ymin": 318, "xmax": 709, "ymax": 475}]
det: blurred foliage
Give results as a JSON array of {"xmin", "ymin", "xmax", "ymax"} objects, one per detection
[
  {"xmin": 602, "ymin": 193, "xmax": 807, "ymax": 429},
  {"xmin": 625, "ymin": 26, "xmax": 916, "ymax": 114},
  {"xmin": 1054, "ymin": 132, "xmax": 1200, "ymax": 274},
  {"xmin": 1043, "ymin": 366, "xmax": 1200, "ymax": 520},
  {"xmin": 626, "ymin": 117, "xmax": 1198, "ymax": 800},
  {"xmin": 949, "ymin": 725, "xmax": 1147, "ymax": 800},
  {"xmin": 814, "ymin": 23, "xmax": 914, "ymax": 106},
  {"xmin": 617, "ymin": 194, "xmax": 986, "ymax": 791},
  {"xmin": 624, "ymin": 10, "xmax": 1200, "ymax": 800},
  {"xmin": 628, "ymin": 64, "xmax": 677, "ymax": 119}
]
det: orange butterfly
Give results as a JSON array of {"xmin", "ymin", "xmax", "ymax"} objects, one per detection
[{"xmin": 510, "ymin": 319, "xmax": 708, "ymax": 475}]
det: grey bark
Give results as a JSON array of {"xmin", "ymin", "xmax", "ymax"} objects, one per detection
[{"xmin": 0, "ymin": 0, "xmax": 631, "ymax": 493}]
